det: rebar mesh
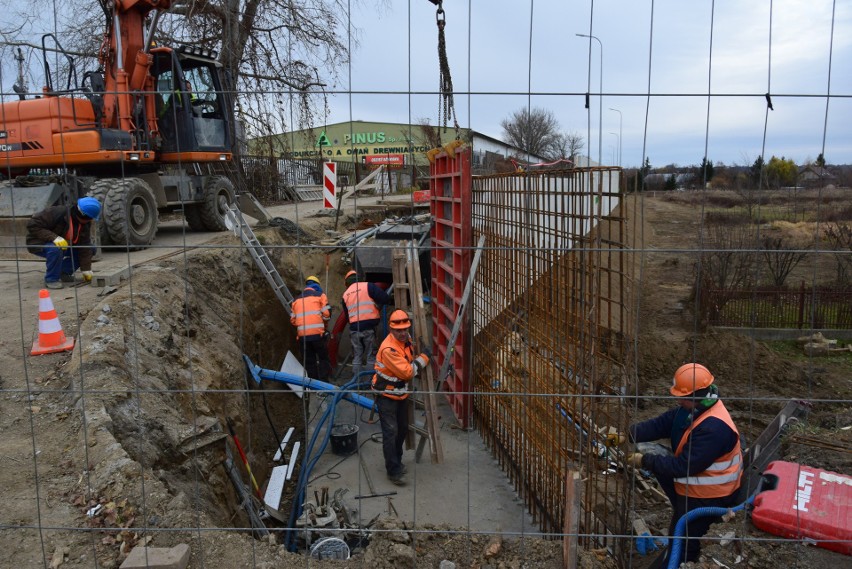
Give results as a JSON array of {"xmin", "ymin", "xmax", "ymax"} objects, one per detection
[{"xmin": 470, "ymin": 167, "xmax": 633, "ymax": 555}]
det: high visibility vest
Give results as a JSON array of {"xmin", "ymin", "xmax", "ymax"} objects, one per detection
[
  {"xmin": 372, "ymin": 333, "xmax": 415, "ymax": 400},
  {"xmin": 343, "ymin": 283, "xmax": 380, "ymax": 323},
  {"xmin": 64, "ymin": 216, "xmax": 86, "ymax": 245},
  {"xmin": 290, "ymin": 292, "xmax": 327, "ymax": 338},
  {"xmin": 673, "ymin": 401, "xmax": 743, "ymax": 498}
]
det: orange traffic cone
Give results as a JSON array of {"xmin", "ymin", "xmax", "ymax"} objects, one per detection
[{"xmin": 30, "ymin": 289, "xmax": 75, "ymax": 356}]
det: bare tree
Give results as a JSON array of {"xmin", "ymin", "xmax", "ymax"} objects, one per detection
[
  {"xmin": 693, "ymin": 224, "xmax": 758, "ymax": 325},
  {"xmin": 761, "ymin": 236, "xmax": 807, "ymax": 287},
  {"xmin": 501, "ymin": 107, "xmax": 567, "ymax": 161},
  {"xmin": 551, "ymin": 131, "xmax": 584, "ymax": 162},
  {"xmin": 824, "ymin": 223, "xmax": 852, "ymax": 287},
  {"xmin": 2, "ymin": 0, "xmax": 352, "ymax": 141}
]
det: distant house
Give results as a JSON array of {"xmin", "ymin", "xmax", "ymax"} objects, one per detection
[{"xmin": 798, "ymin": 165, "xmax": 837, "ymax": 188}]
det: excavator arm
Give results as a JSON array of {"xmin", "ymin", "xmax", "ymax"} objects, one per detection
[{"xmin": 99, "ymin": 0, "xmax": 172, "ymax": 139}]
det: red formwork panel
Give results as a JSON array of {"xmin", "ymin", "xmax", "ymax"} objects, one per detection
[
  {"xmin": 752, "ymin": 460, "xmax": 852, "ymax": 555},
  {"xmin": 429, "ymin": 147, "xmax": 472, "ymax": 427}
]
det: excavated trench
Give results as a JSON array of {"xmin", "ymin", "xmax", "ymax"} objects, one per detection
[{"xmin": 66, "ymin": 220, "xmax": 349, "ymax": 534}]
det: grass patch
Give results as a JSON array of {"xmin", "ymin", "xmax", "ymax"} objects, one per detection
[{"xmin": 765, "ymin": 340, "xmax": 852, "ymax": 367}]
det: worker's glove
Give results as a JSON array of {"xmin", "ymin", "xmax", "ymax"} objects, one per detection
[
  {"xmin": 412, "ymin": 353, "xmax": 430, "ymax": 374},
  {"xmin": 82, "ymin": 271, "xmax": 93, "ymax": 283},
  {"xmin": 421, "ymin": 346, "xmax": 433, "ymax": 359},
  {"xmin": 626, "ymin": 452, "xmax": 644, "ymax": 469},
  {"xmin": 53, "ymin": 236, "xmax": 69, "ymax": 250},
  {"xmin": 605, "ymin": 432, "xmax": 626, "ymax": 447}
]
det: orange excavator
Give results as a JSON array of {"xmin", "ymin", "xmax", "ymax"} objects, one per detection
[{"xmin": 0, "ymin": 0, "xmax": 236, "ymax": 248}]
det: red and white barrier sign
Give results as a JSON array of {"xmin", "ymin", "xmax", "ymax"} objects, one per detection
[{"xmin": 323, "ymin": 162, "xmax": 337, "ymax": 209}]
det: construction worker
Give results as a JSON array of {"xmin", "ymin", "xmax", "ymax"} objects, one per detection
[
  {"xmin": 26, "ymin": 197, "xmax": 102, "ymax": 289},
  {"xmin": 372, "ymin": 309, "xmax": 430, "ymax": 486},
  {"xmin": 626, "ymin": 363, "xmax": 743, "ymax": 567},
  {"xmin": 341, "ymin": 270, "xmax": 392, "ymax": 377},
  {"xmin": 290, "ymin": 276, "xmax": 332, "ymax": 381}
]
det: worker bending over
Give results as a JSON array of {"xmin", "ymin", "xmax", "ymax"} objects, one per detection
[
  {"xmin": 290, "ymin": 276, "xmax": 332, "ymax": 381},
  {"xmin": 372, "ymin": 310, "xmax": 430, "ymax": 486},
  {"xmin": 26, "ymin": 197, "xmax": 102, "ymax": 289},
  {"xmin": 341, "ymin": 270, "xmax": 392, "ymax": 377},
  {"xmin": 627, "ymin": 363, "xmax": 743, "ymax": 567}
]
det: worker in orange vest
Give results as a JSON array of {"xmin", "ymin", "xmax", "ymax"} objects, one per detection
[
  {"xmin": 290, "ymin": 276, "xmax": 332, "ymax": 381},
  {"xmin": 372, "ymin": 309, "xmax": 430, "ymax": 486},
  {"xmin": 341, "ymin": 270, "xmax": 392, "ymax": 378},
  {"xmin": 626, "ymin": 363, "xmax": 743, "ymax": 567}
]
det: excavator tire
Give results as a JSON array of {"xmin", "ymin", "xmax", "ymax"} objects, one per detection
[
  {"xmin": 196, "ymin": 175, "xmax": 234, "ymax": 231},
  {"xmin": 183, "ymin": 201, "xmax": 206, "ymax": 232},
  {"xmin": 103, "ymin": 177, "xmax": 159, "ymax": 249},
  {"xmin": 87, "ymin": 179, "xmax": 115, "ymax": 247}
]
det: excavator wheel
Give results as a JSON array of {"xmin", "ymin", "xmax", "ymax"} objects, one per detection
[
  {"xmin": 87, "ymin": 180, "xmax": 114, "ymax": 248},
  {"xmin": 195, "ymin": 175, "xmax": 234, "ymax": 232},
  {"xmin": 104, "ymin": 178, "xmax": 159, "ymax": 249}
]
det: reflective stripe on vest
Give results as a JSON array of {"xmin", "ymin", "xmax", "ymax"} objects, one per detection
[
  {"xmin": 343, "ymin": 284, "xmax": 380, "ymax": 323},
  {"xmin": 673, "ymin": 401, "xmax": 743, "ymax": 498},
  {"xmin": 372, "ymin": 338, "xmax": 413, "ymax": 400},
  {"xmin": 291, "ymin": 295, "xmax": 326, "ymax": 337}
]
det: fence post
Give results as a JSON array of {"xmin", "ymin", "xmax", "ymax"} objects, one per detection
[{"xmin": 797, "ymin": 280, "xmax": 806, "ymax": 329}]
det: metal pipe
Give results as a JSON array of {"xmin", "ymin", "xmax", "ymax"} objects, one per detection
[
  {"xmin": 143, "ymin": 9, "xmax": 161, "ymax": 55},
  {"xmin": 244, "ymin": 356, "xmax": 375, "ymax": 410}
]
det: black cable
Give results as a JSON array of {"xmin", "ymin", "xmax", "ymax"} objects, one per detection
[{"xmin": 308, "ymin": 430, "xmax": 384, "ymax": 484}]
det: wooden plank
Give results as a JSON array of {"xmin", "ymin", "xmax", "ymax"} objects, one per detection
[
  {"xmin": 563, "ymin": 470, "xmax": 581, "ymax": 569},
  {"xmin": 391, "ymin": 247, "xmax": 417, "ymax": 449},
  {"xmin": 405, "ymin": 241, "xmax": 444, "ymax": 464}
]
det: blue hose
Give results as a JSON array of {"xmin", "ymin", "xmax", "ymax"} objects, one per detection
[
  {"xmin": 666, "ymin": 494, "xmax": 755, "ymax": 569},
  {"xmin": 242, "ymin": 356, "xmax": 379, "ymax": 551}
]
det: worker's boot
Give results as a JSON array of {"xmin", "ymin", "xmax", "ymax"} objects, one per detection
[
  {"xmin": 45, "ymin": 281, "xmax": 64, "ymax": 290},
  {"xmin": 388, "ymin": 473, "xmax": 407, "ymax": 486}
]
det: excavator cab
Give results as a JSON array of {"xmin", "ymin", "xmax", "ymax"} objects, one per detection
[{"xmin": 152, "ymin": 46, "xmax": 231, "ymax": 155}]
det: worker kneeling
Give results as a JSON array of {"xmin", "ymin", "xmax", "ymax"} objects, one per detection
[
  {"xmin": 627, "ymin": 363, "xmax": 743, "ymax": 568},
  {"xmin": 26, "ymin": 197, "xmax": 101, "ymax": 289},
  {"xmin": 372, "ymin": 309, "xmax": 430, "ymax": 486}
]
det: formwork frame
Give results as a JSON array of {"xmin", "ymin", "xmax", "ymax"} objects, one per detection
[{"xmin": 429, "ymin": 147, "xmax": 473, "ymax": 427}]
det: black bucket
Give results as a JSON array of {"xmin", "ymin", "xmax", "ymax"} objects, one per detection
[{"xmin": 330, "ymin": 424, "xmax": 359, "ymax": 456}]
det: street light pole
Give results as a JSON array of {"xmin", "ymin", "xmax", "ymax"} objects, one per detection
[
  {"xmin": 577, "ymin": 33, "xmax": 602, "ymax": 167},
  {"xmin": 610, "ymin": 133, "xmax": 619, "ymax": 167},
  {"xmin": 609, "ymin": 107, "xmax": 622, "ymax": 167}
]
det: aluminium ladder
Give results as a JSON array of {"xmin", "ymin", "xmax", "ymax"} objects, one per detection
[{"xmin": 225, "ymin": 204, "xmax": 295, "ymax": 317}]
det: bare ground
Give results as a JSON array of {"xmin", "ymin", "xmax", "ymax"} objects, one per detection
[{"xmin": 1, "ymin": 191, "xmax": 851, "ymax": 568}]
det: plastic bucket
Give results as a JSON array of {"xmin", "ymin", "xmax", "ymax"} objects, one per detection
[{"xmin": 330, "ymin": 423, "xmax": 359, "ymax": 455}]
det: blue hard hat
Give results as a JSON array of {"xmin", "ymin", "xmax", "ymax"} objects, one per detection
[{"xmin": 77, "ymin": 196, "xmax": 102, "ymax": 221}]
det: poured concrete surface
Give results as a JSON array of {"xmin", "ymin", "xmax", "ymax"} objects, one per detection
[{"xmin": 296, "ymin": 388, "xmax": 540, "ymax": 537}]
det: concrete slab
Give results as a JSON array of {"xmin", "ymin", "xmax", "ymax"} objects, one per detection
[
  {"xmin": 300, "ymin": 392, "xmax": 540, "ymax": 536},
  {"xmin": 120, "ymin": 544, "xmax": 190, "ymax": 569}
]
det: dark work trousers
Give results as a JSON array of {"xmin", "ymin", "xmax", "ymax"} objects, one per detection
[
  {"xmin": 34, "ymin": 243, "xmax": 89, "ymax": 284},
  {"xmin": 376, "ymin": 395, "xmax": 409, "ymax": 478},
  {"xmin": 650, "ymin": 475, "xmax": 740, "ymax": 567},
  {"xmin": 300, "ymin": 335, "xmax": 332, "ymax": 381}
]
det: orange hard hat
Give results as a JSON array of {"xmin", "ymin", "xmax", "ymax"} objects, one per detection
[
  {"xmin": 670, "ymin": 363, "xmax": 715, "ymax": 397},
  {"xmin": 388, "ymin": 309, "xmax": 411, "ymax": 329},
  {"xmin": 345, "ymin": 270, "xmax": 357, "ymax": 279}
]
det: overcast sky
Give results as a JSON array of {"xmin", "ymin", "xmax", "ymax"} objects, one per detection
[
  {"xmin": 323, "ymin": 0, "xmax": 852, "ymax": 168},
  {"xmin": 2, "ymin": 0, "xmax": 849, "ymax": 169}
]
